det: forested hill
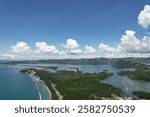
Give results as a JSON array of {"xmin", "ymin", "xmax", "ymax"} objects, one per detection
[
  {"xmin": 1, "ymin": 57, "xmax": 150, "ymax": 66},
  {"xmin": 0, "ymin": 58, "xmax": 110, "ymax": 65}
]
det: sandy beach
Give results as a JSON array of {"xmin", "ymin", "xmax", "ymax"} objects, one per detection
[{"xmin": 26, "ymin": 70, "xmax": 52, "ymax": 100}]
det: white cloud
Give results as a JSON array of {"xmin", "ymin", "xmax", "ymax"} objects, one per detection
[
  {"xmin": 64, "ymin": 39, "xmax": 79, "ymax": 49},
  {"xmin": 99, "ymin": 43, "xmax": 116, "ymax": 54},
  {"xmin": 138, "ymin": 5, "xmax": 150, "ymax": 28},
  {"xmin": 140, "ymin": 36, "xmax": 150, "ymax": 53},
  {"xmin": 1, "ymin": 28, "xmax": 150, "ymax": 59},
  {"xmin": 99, "ymin": 30, "xmax": 150, "ymax": 55},
  {"xmin": 6, "ymin": 42, "xmax": 34, "ymax": 59},
  {"xmin": 35, "ymin": 42, "xmax": 61, "ymax": 55},
  {"xmin": 64, "ymin": 39, "xmax": 82, "ymax": 54},
  {"xmin": 69, "ymin": 49, "xmax": 82, "ymax": 54},
  {"xmin": 10, "ymin": 42, "xmax": 30, "ymax": 53},
  {"xmin": 85, "ymin": 45, "xmax": 96, "ymax": 54},
  {"xmin": 119, "ymin": 30, "xmax": 140, "ymax": 53},
  {"xmin": 0, "ymin": 53, "xmax": 15, "ymax": 59},
  {"xmin": 0, "ymin": 41, "xmax": 66, "ymax": 60}
]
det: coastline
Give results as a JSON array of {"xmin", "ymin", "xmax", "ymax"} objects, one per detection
[
  {"xmin": 26, "ymin": 71, "xmax": 52, "ymax": 100},
  {"xmin": 45, "ymin": 85, "xmax": 52, "ymax": 99},
  {"xmin": 51, "ymin": 83, "xmax": 63, "ymax": 100},
  {"xmin": 21, "ymin": 68, "xmax": 133, "ymax": 100}
]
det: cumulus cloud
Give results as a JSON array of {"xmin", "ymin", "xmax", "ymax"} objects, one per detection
[
  {"xmin": 0, "ymin": 41, "xmax": 66, "ymax": 60},
  {"xmin": 119, "ymin": 30, "xmax": 140, "ymax": 53},
  {"xmin": 0, "ymin": 53, "xmax": 15, "ymax": 59},
  {"xmin": 85, "ymin": 45, "xmax": 96, "ymax": 54},
  {"xmin": 138, "ymin": 5, "xmax": 150, "ymax": 28},
  {"xmin": 5, "ymin": 41, "xmax": 36, "ymax": 59},
  {"xmin": 99, "ymin": 30, "xmax": 150, "ymax": 55},
  {"xmin": 10, "ymin": 42, "xmax": 31, "ymax": 53},
  {"xmin": 140, "ymin": 36, "xmax": 150, "ymax": 52},
  {"xmin": 35, "ymin": 42, "xmax": 61, "ymax": 55},
  {"xmin": 69, "ymin": 49, "xmax": 82, "ymax": 54},
  {"xmin": 99, "ymin": 43, "xmax": 116, "ymax": 54},
  {"xmin": 64, "ymin": 39, "xmax": 79, "ymax": 49},
  {"xmin": 64, "ymin": 39, "xmax": 82, "ymax": 54}
]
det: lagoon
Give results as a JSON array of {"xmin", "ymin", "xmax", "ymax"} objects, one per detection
[{"xmin": 54, "ymin": 64, "xmax": 150, "ymax": 98}]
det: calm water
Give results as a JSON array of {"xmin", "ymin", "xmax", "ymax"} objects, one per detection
[
  {"xmin": 101, "ymin": 73, "xmax": 150, "ymax": 98},
  {"xmin": 0, "ymin": 65, "xmax": 50, "ymax": 100},
  {"xmin": 54, "ymin": 64, "xmax": 150, "ymax": 98},
  {"xmin": 77, "ymin": 65, "xmax": 150, "ymax": 98},
  {"xmin": 0, "ymin": 64, "xmax": 150, "ymax": 99}
]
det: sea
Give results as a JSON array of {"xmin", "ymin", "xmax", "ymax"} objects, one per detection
[
  {"xmin": 0, "ymin": 65, "xmax": 50, "ymax": 100},
  {"xmin": 0, "ymin": 64, "xmax": 150, "ymax": 100}
]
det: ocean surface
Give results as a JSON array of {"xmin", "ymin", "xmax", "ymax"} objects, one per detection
[
  {"xmin": 0, "ymin": 65, "xmax": 50, "ymax": 100},
  {"xmin": 0, "ymin": 64, "xmax": 150, "ymax": 99}
]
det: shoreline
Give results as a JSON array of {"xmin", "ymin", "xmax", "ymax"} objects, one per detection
[
  {"xmin": 46, "ymin": 85, "xmax": 52, "ymax": 100},
  {"xmin": 26, "ymin": 71, "xmax": 52, "ymax": 100},
  {"xmin": 51, "ymin": 83, "xmax": 63, "ymax": 100}
]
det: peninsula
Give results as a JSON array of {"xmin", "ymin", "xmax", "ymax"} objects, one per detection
[{"xmin": 21, "ymin": 68, "xmax": 121, "ymax": 100}]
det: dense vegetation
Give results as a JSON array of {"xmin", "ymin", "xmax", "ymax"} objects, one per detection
[
  {"xmin": 32, "ymin": 70, "xmax": 121, "ymax": 100},
  {"xmin": 133, "ymin": 91, "xmax": 150, "ymax": 99},
  {"xmin": 118, "ymin": 64, "xmax": 150, "ymax": 81},
  {"xmin": 111, "ymin": 60, "xmax": 136, "ymax": 68}
]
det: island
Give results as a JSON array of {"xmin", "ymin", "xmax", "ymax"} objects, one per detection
[
  {"xmin": 117, "ymin": 63, "xmax": 150, "ymax": 99},
  {"xmin": 117, "ymin": 64, "xmax": 150, "ymax": 81}
]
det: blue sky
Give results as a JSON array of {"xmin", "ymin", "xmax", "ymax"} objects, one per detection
[{"xmin": 0, "ymin": 0, "xmax": 150, "ymax": 59}]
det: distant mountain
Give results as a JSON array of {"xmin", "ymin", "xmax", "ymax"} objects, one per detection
[
  {"xmin": 1, "ymin": 57, "xmax": 150, "ymax": 66},
  {"xmin": 111, "ymin": 59, "xmax": 137, "ymax": 68},
  {"xmin": 0, "ymin": 60, "xmax": 12, "ymax": 63},
  {"xmin": 1, "ymin": 58, "xmax": 110, "ymax": 65}
]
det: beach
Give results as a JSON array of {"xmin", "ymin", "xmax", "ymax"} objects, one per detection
[{"xmin": 26, "ymin": 70, "xmax": 52, "ymax": 100}]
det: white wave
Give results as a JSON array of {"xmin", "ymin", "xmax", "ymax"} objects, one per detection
[
  {"xmin": 27, "ymin": 73, "xmax": 52, "ymax": 100},
  {"xmin": 38, "ymin": 92, "xmax": 42, "ymax": 100}
]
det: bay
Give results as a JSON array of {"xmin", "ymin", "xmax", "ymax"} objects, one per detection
[
  {"xmin": 0, "ymin": 65, "xmax": 50, "ymax": 100},
  {"xmin": 0, "ymin": 64, "xmax": 150, "ymax": 99}
]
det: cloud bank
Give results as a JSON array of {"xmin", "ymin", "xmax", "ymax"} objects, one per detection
[
  {"xmin": 98, "ymin": 30, "xmax": 150, "ymax": 55},
  {"xmin": 0, "ymin": 5, "xmax": 150, "ymax": 59}
]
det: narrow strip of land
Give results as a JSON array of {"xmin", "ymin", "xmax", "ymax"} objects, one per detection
[{"xmin": 21, "ymin": 69, "xmax": 122, "ymax": 100}]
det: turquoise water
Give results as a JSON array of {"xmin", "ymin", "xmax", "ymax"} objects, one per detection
[
  {"xmin": 1, "ymin": 64, "xmax": 150, "ymax": 99},
  {"xmin": 0, "ymin": 65, "xmax": 50, "ymax": 100}
]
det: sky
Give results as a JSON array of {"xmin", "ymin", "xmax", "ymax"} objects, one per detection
[{"xmin": 0, "ymin": 0, "xmax": 150, "ymax": 59}]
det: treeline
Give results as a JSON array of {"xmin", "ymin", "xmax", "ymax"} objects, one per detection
[
  {"xmin": 133, "ymin": 91, "xmax": 150, "ymax": 99},
  {"xmin": 118, "ymin": 64, "xmax": 150, "ymax": 81},
  {"xmin": 111, "ymin": 60, "xmax": 137, "ymax": 68}
]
